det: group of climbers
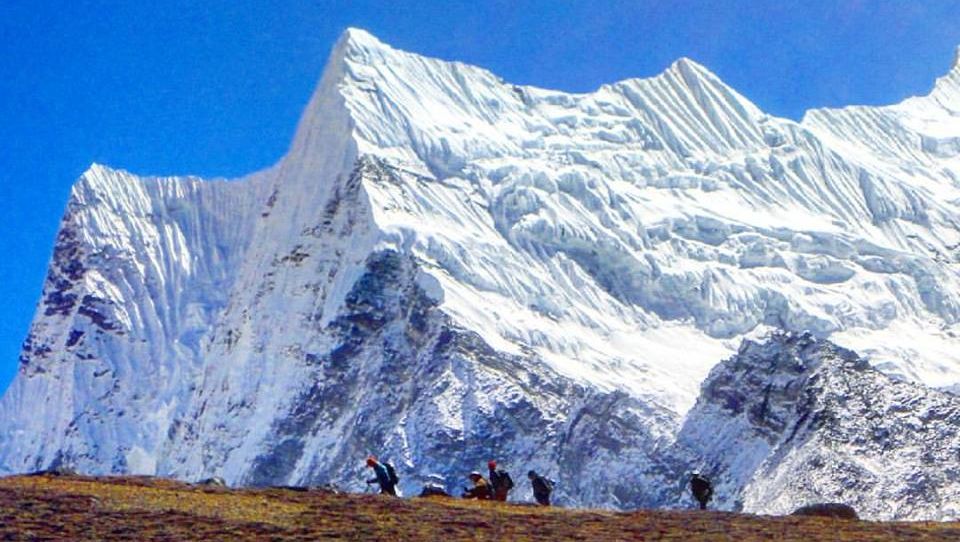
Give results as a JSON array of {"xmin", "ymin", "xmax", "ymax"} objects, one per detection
[
  {"xmin": 460, "ymin": 460, "xmax": 522, "ymax": 502},
  {"xmin": 366, "ymin": 454, "xmax": 713, "ymax": 510},
  {"xmin": 366, "ymin": 456, "xmax": 553, "ymax": 506},
  {"xmin": 460, "ymin": 460, "xmax": 513, "ymax": 501}
]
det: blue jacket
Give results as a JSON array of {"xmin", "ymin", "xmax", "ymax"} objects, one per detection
[{"xmin": 368, "ymin": 462, "xmax": 392, "ymax": 489}]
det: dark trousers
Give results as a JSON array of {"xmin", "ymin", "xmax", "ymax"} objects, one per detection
[{"xmin": 694, "ymin": 490, "xmax": 711, "ymax": 509}]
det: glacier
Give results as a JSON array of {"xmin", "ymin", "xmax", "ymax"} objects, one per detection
[{"xmin": 2, "ymin": 28, "xmax": 960, "ymax": 518}]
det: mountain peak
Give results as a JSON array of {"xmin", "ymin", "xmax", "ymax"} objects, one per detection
[
  {"xmin": 921, "ymin": 45, "xmax": 960, "ymax": 107},
  {"xmin": 670, "ymin": 56, "xmax": 709, "ymax": 74},
  {"xmin": 335, "ymin": 27, "xmax": 389, "ymax": 56},
  {"xmin": 340, "ymin": 27, "xmax": 377, "ymax": 44},
  {"xmin": 661, "ymin": 56, "xmax": 737, "ymax": 95}
]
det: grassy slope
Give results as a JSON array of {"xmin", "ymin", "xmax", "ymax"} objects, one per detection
[{"xmin": 1, "ymin": 475, "xmax": 958, "ymax": 541}]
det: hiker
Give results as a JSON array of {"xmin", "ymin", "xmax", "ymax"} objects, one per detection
[
  {"xmin": 461, "ymin": 472, "xmax": 492, "ymax": 500},
  {"xmin": 689, "ymin": 471, "xmax": 713, "ymax": 510},
  {"xmin": 527, "ymin": 470, "xmax": 553, "ymax": 506},
  {"xmin": 488, "ymin": 460, "xmax": 514, "ymax": 502},
  {"xmin": 365, "ymin": 456, "xmax": 399, "ymax": 496}
]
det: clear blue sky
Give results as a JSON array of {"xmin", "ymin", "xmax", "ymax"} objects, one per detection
[{"xmin": 1, "ymin": 1, "xmax": 959, "ymax": 393}]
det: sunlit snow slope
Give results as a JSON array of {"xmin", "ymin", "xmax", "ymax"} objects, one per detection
[{"xmin": 2, "ymin": 29, "xmax": 960, "ymax": 513}]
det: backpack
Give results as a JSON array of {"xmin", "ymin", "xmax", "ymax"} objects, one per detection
[
  {"xmin": 691, "ymin": 474, "xmax": 711, "ymax": 490},
  {"xmin": 532, "ymin": 475, "xmax": 554, "ymax": 495},
  {"xmin": 691, "ymin": 475, "xmax": 712, "ymax": 501},
  {"xmin": 384, "ymin": 462, "xmax": 400, "ymax": 486},
  {"xmin": 500, "ymin": 470, "xmax": 514, "ymax": 491}
]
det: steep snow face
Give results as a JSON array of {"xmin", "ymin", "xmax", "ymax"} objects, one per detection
[
  {"xmin": 3, "ymin": 28, "xmax": 960, "ymax": 514},
  {"xmin": 0, "ymin": 165, "xmax": 273, "ymax": 474},
  {"xmin": 327, "ymin": 30, "xmax": 960, "ymax": 402},
  {"xmin": 156, "ymin": 158, "xmax": 684, "ymax": 508},
  {"xmin": 677, "ymin": 332, "xmax": 960, "ymax": 520}
]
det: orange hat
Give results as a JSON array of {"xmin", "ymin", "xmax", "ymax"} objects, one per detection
[
  {"xmin": 488, "ymin": 460, "xmax": 497, "ymax": 469},
  {"xmin": 366, "ymin": 456, "xmax": 377, "ymax": 467}
]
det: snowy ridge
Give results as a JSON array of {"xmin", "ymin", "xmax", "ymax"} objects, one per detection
[{"xmin": 2, "ymin": 29, "xmax": 960, "ymax": 515}]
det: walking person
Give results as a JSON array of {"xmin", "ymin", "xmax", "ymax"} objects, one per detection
[
  {"xmin": 689, "ymin": 470, "xmax": 713, "ymax": 510},
  {"xmin": 488, "ymin": 460, "xmax": 515, "ymax": 502},
  {"xmin": 365, "ymin": 456, "xmax": 399, "ymax": 496},
  {"xmin": 527, "ymin": 470, "xmax": 553, "ymax": 506}
]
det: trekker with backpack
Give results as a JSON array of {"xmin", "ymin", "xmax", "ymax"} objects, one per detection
[
  {"xmin": 488, "ymin": 460, "xmax": 514, "ymax": 502},
  {"xmin": 365, "ymin": 456, "xmax": 399, "ymax": 496},
  {"xmin": 461, "ymin": 472, "xmax": 493, "ymax": 500},
  {"xmin": 689, "ymin": 470, "xmax": 713, "ymax": 510},
  {"xmin": 527, "ymin": 470, "xmax": 553, "ymax": 506}
]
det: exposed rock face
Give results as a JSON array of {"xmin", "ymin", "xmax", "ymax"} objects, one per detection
[
  {"xmin": 677, "ymin": 332, "xmax": 960, "ymax": 520},
  {"xmin": 2, "ymin": 30, "xmax": 960, "ymax": 516}
]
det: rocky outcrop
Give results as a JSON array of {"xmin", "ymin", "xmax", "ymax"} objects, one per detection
[{"xmin": 677, "ymin": 331, "xmax": 960, "ymax": 520}]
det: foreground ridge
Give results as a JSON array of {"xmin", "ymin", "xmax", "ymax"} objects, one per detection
[{"xmin": 1, "ymin": 474, "xmax": 958, "ymax": 542}]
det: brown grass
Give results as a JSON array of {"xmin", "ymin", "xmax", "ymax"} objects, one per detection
[{"xmin": 0, "ymin": 474, "xmax": 958, "ymax": 541}]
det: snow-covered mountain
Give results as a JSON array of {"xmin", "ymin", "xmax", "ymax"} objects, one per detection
[
  {"xmin": 3, "ymin": 29, "xmax": 960, "ymax": 516},
  {"xmin": 677, "ymin": 331, "xmax": 960, "ymax": 520}
]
